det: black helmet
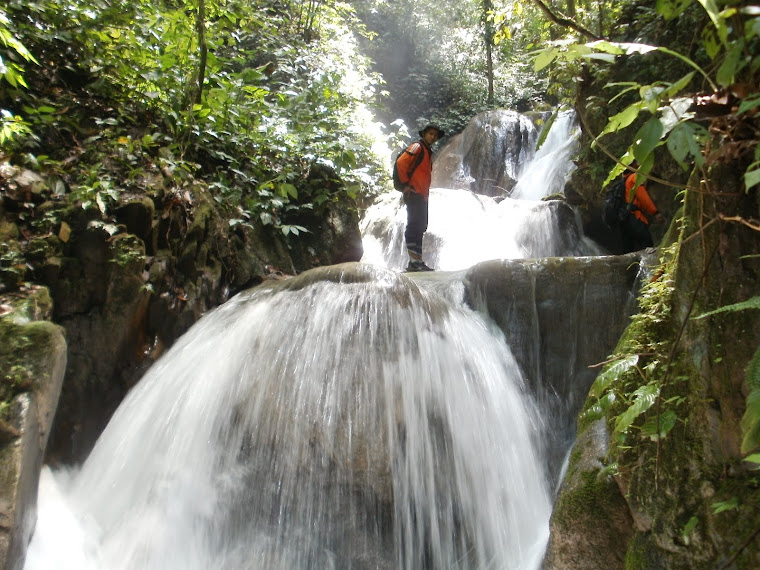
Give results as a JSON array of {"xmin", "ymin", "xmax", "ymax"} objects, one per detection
[{"xmin": 418, "ymin": 124, "xmax": 445, "ymax": 138}]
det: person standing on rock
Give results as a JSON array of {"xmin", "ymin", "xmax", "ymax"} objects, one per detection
[
  {"xmin": 621, "ymin": 165, "xmax": 665, "ymax": 253},
  {"xmin": 396, "ymin": 124, "xmax": 444, "ymax": 272}
]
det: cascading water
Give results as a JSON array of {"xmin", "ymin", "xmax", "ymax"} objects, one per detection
[
  {"xmin": 509, "ymin": 111, "xmax": 579, "ymax": 201},
  {"xmin": 24, "ymin": 109, "xmax": 624, "ymax": 570},
  {"xmin": 25, "ymin": 265, "xmax": 551, "ymax": 570},
  {"xmin": 361, "ymin": 110, "xmax": 602, "ymax": 272}
]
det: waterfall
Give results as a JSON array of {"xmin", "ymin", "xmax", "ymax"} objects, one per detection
[
  {"xmin": 24, "ymin": 109, "xmax": 621, "ymax": 570},
  {"xmin": 361, "ymin": 110, "xmax": 602, "ymax": 272},
  {"xmin": 510, "ymin": 111, "xmax": 579, "ymax": 201},
  {"xmin": 25, "ymin": 265, "xmax": 551, "ymax": 570}
]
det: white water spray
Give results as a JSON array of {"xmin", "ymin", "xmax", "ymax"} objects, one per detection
[
  {"xmin": 361, "ymin": 110, "xmax": 600, "ymax": 272},
  {"xmin": 510, "ymin": 111, "xmax": 579, "ymax": 201},
  {"xmin": 26, "ymin": 265, "xmax": 551, "ymax": 570}
]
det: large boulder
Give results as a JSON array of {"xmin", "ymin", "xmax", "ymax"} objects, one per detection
[
  {"xmin": 0, "ymin": 287, "xmax": 66, "ymax": 570},
  {"xmin": 463, "ymin": 253, "xmax": 645, "ymax": 482}
]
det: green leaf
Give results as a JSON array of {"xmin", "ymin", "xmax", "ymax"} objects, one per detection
[
  {"xmin": 701, "ymin": 24, "xmax": 722, "ymax": 60},
  {"xmin": 614, "ymin": 383, "xmax": 659, "ymax": 436},
  {"xmin": 600, "ymin": 102, "xmax": 644, "ymax": 137},
  {"xmin": 716, "ymin": 39, "xmax": 745, "ymax": 87},
  {"xmin": 694, "ymin": 296, "xmax": 760, "ymax": 319},
  {"xmin": 746, "ymin": 345, "xmax": 760, "ymax": 392},
  {"xmin": 743, "ymin": 453, "xmax": 760, "ymax": 467},
  {"xmin": 533, "ymin": 47, "xmax": 558, "ymax": 72},
  {"xmin": 682, "ymin": 516, "xmax": 699, "ymax": 544},
  {"xmin": 667, "ymin": 122, "xmax": 706, "ymax": 169},
  {"xmin": 711, "ymin": 497, "xmax": 739, "ymax": 514},
  {"xmin": 590, "ymin": 41, "xmax": 657, "ymax": 56},
  {"xmin": 632, "ymin": 117, "xmax": 665, "ymax": 164},
  {"xmin": 592, "ymin": 354, "xmax": 639, "ymax": 399},
  {"xmin": 278, "ymin": 183, "xmax": 298, "ymax": 199},
  {"xmin": 662, "ymin": 72, "xmax": 696, "ymax": 99},
  {"xmin": 641, "ymin": 409, "xmax": 677, "ymax": 440},
  {"xmin": 698, "ymin": 0, "xmax": 729, "ymax": 44},
  {"xmin": 738, "ymin": 95, "xmax": 760, "ymax": 116},
  {"xmin": 741, "ymin": 388, "xmax": 760, "ymax": 453},
  {"xmin": 657, "ymin": 0, "xmax": 692, "ymax": 19},
  {"xmin": 746, "ymin": 166, "xmax": 760, "ymax": 190}
]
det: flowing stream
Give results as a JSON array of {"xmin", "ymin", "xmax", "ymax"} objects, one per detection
[
  {"xmin": 26, "ymin": 266, "xmax": 551, "ymax": 570},
  {"xmin": 26, "ymin": 110, "xmax": 611, "ymax": 569},
  {"xmin": 361, "ymin": 111, "xmax": 601, "ymax": 272}
]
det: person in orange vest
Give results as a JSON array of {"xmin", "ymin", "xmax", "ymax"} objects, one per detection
[
  {"xmin": 621, "ymin": 165, "xmax": 666, "ymax": 253},
  {"xmin": 396, "ymin": 124, "xmax": 444, "ymax": 272}
]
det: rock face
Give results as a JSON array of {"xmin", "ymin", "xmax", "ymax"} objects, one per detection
[
  {"xmin": 1, "ymin": 162, "xmax": 363, "ymax": 465},
  {"xmin": 432, "ymin": 110, "xmax": 539, "ymax": 197},
  {"xmin": 542, "ymin": 419, "xmax": 634, "ymax": 569},
  {"xmin": 547, "ymin": 160, "xmax": 760, "ymax": 567},
  {"xmin": 463, "ymin": 254, "xmax": 644, "ymax": 483},
  {"xmin": 0, "ymin": 288, "xmax": 66, "ymax": 570}
]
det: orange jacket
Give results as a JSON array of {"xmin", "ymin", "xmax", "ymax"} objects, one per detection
[
  {"xmin": 625, "ymin": 174, "xmax": 658, "ymax": 225},
  {"xmin": 396, "ymin": 141, "xmax": 433, "ymax": 200}
]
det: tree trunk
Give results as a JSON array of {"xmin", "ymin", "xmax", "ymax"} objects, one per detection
[
  {"xmin": 483, "ymin": 0, "xmax": 495, "ymax": 105},
  {"xmin": 195, "ymin": 0, "xmax": 207, "ymax": 105}
]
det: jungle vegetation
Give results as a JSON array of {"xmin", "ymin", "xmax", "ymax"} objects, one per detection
[{"xmin": 2, "ymin": 0, "xmax": 760, "ymax": 565}]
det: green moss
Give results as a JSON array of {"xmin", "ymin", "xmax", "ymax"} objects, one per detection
[
  {"xmin": 109, "ymin": 233, "xmax": 145, "ymax": 270},
  {"xmin": 625, "ymin": 533, "xmax": 653, "ymax": 570},
  {"xmin": 0, "ymin": 288, "xmax": 61, "ymax": 416}
]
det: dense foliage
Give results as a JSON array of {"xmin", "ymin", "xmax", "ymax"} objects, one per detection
[{"xmin": 0, "ymin": 0, "xmax": 391, "ymax": 245}]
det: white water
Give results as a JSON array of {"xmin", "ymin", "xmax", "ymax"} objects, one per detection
[
  {"xmin": 361, "ymin": 111, "xmax": 600, "ymax": 272},
  {"xmin": 26, "ymin": 266, "xmax": 551, "ymax": 569},
  {"xmin": 510, "ymin": 111, "xmax": 579, "ymax": 201},
  {"xmin": 25, "ymin": 109, "xmax": 596, "ymax": 569}
]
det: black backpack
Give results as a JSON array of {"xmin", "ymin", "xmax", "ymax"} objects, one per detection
[
  {"xmin": 392, "ymin": 144, "xmax": 425, "ymax": 191},
  {"xmin": 602, "ymin": 177, "xmax": 635, "ymax": 227}
]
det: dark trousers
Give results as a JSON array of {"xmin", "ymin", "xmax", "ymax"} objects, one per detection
[
  {"xmin": 404, "ymin": 191, "xmax": 428, "ymax": 259},
  {"xmin": 621, "ymin": 215, "xmax": 653, "ymax": 253}
]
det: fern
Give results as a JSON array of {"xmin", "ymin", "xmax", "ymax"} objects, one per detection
[
  {"xmin": 693, "ymin": 296, "xmax": 760, "ymax": 320},
  {"xmin": 591, "ymin": 354, "xmax": 639, "ymax": 399},
  {"xmin": 641, "ymin": 409, "xmax": 677, "ymax": 441},
  {"xmin": 746, "ymin": 345, "xmax": 760, "ymax": 391},
  {"xmin": 740, "ymin": 347, "xmax": 760, "ymax": 454},
  {"xmin": 614, "ymin": 382, "xmax": 659, "ymax": 438}
]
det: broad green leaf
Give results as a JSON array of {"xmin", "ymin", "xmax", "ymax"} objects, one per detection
[
  {"xmin": 640, "ymin": 84, "xmax": 666, "ymax": 113},
  {"xmin": 632, "ymin": 117, "xmax": 665, "ymax": 164},
  {"xmin": 716, "ymin": 39, "xmax": 745, "ymax": 87},
  {"xmin": 701, "ymin": 25, "xmax": 721, "ymax": 59},
  {"xmin": 667, "ymin": 122, "xmax": 705, "ymax": 169},
  {"xmin": 590, "ymin": 41, "xmax": 657, "ymax": 55},
  {"xmin": 600, "ymin": 102, "xmax": 644, "ymax": 137},
  {"xmin": 533, "ymin": 48, "xmax": 558, "ymax": 72},
  {"xmin": 698, "ymin": 0, "xmax": 729, "ymax": 44},
  {"xmin": 663, "ymin": 72, "xmax": 696, "ymax": 98},
  {"xmin": 744, "ymin": 453, "xmax": 760, "ymax": 467},
  {"xmin": 279, "ymin": 183, "xmax": 298, "ymax": 199},
  {"xmin": 746, "ymin": 166, "xmax": 760, "ymax": 190}
]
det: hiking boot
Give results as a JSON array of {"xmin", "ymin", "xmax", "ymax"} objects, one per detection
[{"xmin": 406, "ymin": 261, "xmax": 435, "ymax": 272}]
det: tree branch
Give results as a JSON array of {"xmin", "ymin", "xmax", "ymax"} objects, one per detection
[{"xmin": 527, "ymin": 0, "xmax": 601, "ymax": 41}]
